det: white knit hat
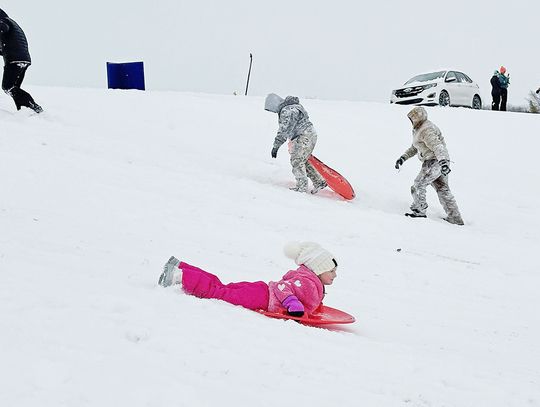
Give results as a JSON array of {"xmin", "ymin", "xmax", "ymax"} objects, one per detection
[{"xmin": 283, "ymin": 241, "xmax": 337, "ymax": 275}]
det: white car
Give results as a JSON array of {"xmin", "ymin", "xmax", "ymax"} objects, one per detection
[{"xmin": 390, "ymin": 70, "xmax": 482, "ymax": 109}]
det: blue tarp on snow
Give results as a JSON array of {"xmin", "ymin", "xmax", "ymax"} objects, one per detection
[{"xmin": 106, "ymin": 62, "xmax": 145, "ymax": 91}]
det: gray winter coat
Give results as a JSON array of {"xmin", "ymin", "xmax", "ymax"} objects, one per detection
[
  {"xmin": 272, "ymin": 96, "xmax": 314, "ymax": 150},
  {"xmin": 401, "ymin": 107, "xmax": 449, "ymax": 163}
]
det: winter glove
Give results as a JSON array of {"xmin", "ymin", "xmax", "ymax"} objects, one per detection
[
  {"xmin": 271, "ymin": 147, "xmax": 278, "ymax": 159},
  {"xmin": 282, "ymin": 295, "xmax": 305, "ymax": 317},
  {"xmin": 395, "ymin": 156, "xmax": 405, "ymax": 169},
  {"xmin": 439, "ymin": 159, "xmax": 451, "ymax": 176}
]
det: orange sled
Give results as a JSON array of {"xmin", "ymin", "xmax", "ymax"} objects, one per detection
[
  {"xmin": 308, "ymin": 155, "xmax": 355, "ymax": 200},
  {"xmin": 258, "ymin": 304, "xmax": 355, "ymax": 326}
]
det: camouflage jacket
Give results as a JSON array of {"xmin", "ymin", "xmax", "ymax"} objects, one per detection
[
  {"xmin": 401, "ymin": 107, "xmax": 450, "ymax": 163},
  {"xmin": 273, "ymin": 96, "xmax": 314, "ymax": 150}
]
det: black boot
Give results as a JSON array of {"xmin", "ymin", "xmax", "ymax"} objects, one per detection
[
  {"xmin": 405, "ymin": 210, "xmax": 427, "ymax": 219},
  {"xmin": 28, "ymin": 101, "xmax": 43, "ymax": 114}
]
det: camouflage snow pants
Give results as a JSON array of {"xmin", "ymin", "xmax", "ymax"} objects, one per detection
[
  {"xmin": 289, "ymin": 129, "xmax": 325, "ymax": 192},
  {"xmin": 410, "ymin": 159, "xmax": 463, "ymax": 221}
]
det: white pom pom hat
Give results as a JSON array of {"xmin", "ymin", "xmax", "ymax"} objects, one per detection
[{"xmin": 283, "ymin": 241, "xmax": 337, "ymax": 275}]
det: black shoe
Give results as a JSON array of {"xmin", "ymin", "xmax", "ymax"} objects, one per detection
[
  {"xmin": 405, "ymin": 212, "xmax": 427, "ymax": 218},
  {"xmin": 27, "ymin": 101, "xmax": 43, "ymax": 114},
  {"xmin": 31, "ymin": 103, "xmax": 43, "ymax": 114}
]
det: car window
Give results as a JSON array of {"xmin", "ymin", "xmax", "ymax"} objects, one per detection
[
  {"xmin": 455, "ymin": 72, "xmax": 468, "ymax": 83},
  {"xmin": 462, "ymin": 73, "xmax": 473, "ymax": 83},
  {"xmin": 446, "ymin": 71, "xmax": 457, "ymax": 82},
  {"xmin": 405, "ymin": 71, "xmax": 446, "ymax": 84}
]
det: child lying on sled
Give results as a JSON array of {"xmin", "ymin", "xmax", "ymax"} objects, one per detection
[{"xmin": 158, "ymin": 241, "xmax": 338, "ymax": 317}]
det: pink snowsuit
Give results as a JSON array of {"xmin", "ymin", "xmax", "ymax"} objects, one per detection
[{"xmin": 179, "ymin": 262, "xmax": 324, "ymax": 313}]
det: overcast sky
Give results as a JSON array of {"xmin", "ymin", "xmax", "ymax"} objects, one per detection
[{"xmin": 3, "ymin": 0, "xmax": 539, "ymax": 105}]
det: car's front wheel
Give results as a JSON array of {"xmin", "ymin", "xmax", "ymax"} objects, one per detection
[
  {"xmin": 439, "ymin": 90, "xmax": 450, "ymax": 107},
  {"xmin": 472, "ymin": 95, "xmax": 482, "ymax": 110}
]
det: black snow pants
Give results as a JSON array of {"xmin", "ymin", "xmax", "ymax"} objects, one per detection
[
  {"xmin": 491, "ymin": 91, "xmax": 501, "ymax": 111},
  {"xmin": 2, "ymin": 62, "xmax": 41, "ymax": 112},
  {"xmin": 500, "ymin": 88, "xmax": 508, "ymax": 111}
]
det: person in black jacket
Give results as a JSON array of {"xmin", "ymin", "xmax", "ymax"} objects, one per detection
[
  {"xmin": 0, "ymin": 8, "xmax": 42, "ymax": 113},
  {"xmin": 490, "ymin": 70, "xmax": 502, "ymax": 111}
]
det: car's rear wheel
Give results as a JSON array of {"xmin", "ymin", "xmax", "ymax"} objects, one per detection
[
  {"xmin": 472, "ymin": 95, "xmax": 482, "ymax": 109},
  {"xmin": 439, "ymin": 90, "xmax": 450, "ymax": 107}
]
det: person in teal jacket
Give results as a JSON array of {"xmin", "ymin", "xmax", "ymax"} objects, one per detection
[{"xmin": 497, "ymin": 66, "xmax": 510, "ymax": 111}]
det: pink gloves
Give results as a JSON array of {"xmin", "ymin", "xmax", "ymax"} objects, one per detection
[{"xmin": 282, "ymin": 295, "xmax": 305, "ymax": 317}]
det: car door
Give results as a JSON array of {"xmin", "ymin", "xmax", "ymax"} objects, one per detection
[
  {"xmin": 444, "ymin": 71, "xmax": 460, "ymax": 105},
  {"xmin": 456, "ymin": 72, "xmax": 475, "ymax": 107}
]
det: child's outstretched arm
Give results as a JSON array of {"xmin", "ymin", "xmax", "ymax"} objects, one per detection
[{"xmin": 401, "ymin": 145, "xmax": 418, "ymax": 160}]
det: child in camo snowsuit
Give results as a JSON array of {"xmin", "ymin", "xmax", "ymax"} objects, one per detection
[
  {"xmin": 265, "ymin": 93, "xmax": 327, "ymax": 193},
  {"xmin": 394, "ymin": 106, "xmax": 464, "ymax": 225}
]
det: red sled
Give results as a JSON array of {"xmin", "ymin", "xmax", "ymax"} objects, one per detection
[
  {"xmin": 308, "ymin": 155, "xmax": 355, "ymax": 200},
  {"xmin": 257, "ymin": 304, "xmax": 355, "ymax": 326}
]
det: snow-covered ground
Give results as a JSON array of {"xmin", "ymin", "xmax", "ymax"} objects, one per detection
[{"xmin": 1, "ymin": 87, "xmax": 539, "ymax": 407}]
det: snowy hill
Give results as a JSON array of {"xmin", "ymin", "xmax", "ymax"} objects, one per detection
[{"xmin": 1, "ymin": 87, "xmax": 539, "ymax": 407}]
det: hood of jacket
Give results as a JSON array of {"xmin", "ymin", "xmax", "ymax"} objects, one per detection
[
  {"xmin": 407, "ymin": 106, "xmax": 428, "ymax": 129},
  {"xmin": 264, "ymin": 93, "xmax": 285, "ymax": 113},
  {"xmin": 0, "ymin": 9, "xmax": 8, "ymax": 19}
]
